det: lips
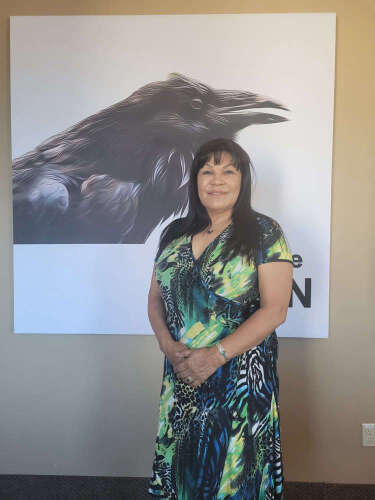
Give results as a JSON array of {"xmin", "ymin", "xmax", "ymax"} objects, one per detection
[{"xmin": 207, "ymin": 191, "xmax": 227, "ymax": 195}]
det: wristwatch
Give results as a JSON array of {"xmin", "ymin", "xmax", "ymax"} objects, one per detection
[{"xmin": 216, "ymin": 341, "xmax": 230, "ymax": 362}]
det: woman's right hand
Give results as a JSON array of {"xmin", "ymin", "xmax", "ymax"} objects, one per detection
[{"xmin": 162, "ymin": 339, "xmax": 191, "ymax": 369}]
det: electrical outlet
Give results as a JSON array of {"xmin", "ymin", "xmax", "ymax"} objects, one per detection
[{"xmin": 362, "ymin": 423, "xmax": 375, "ymax": 446}]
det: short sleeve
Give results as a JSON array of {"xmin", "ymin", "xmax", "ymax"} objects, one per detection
[{"xmin": 257, "ymin": 218, "xmax": 293, "ymax": 265}]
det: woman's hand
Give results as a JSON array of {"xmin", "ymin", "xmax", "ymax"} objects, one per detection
[
  {"xmin": 173, "ymin": 345, "xmax": 225, "ymax": 388},
  {"xmin": 162, "ymin": 339, "xmax": 192, "ymax": 369}
]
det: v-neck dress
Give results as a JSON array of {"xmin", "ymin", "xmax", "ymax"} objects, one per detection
[{"xmin": 148, "ymin": 213, "xmax": 293, "ymax": 500}]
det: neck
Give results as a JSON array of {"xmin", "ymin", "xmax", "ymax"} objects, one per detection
[{"xmin": 206, "ymin": 211, "xmax": 233, "ymax": 230}]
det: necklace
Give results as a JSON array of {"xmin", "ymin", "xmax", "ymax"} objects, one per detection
[{"xmin": 206, "ymin": 220, "xmax": 232, "ymax": 234}]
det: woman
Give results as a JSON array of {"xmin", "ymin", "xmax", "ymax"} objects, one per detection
[{"xmin": 148, "ymin": 138, "xmax": 293, "ymax": 499}]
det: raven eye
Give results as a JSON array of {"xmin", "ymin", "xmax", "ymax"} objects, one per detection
[{"xmin": 191, "ymin": 98, "xmax": 203, "ymax": 110}]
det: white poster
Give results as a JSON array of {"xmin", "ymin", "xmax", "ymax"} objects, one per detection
[{"xmin": 10, "ymin": 14, "xmax": 335, "ymax": 336}]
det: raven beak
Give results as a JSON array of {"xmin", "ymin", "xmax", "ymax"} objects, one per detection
[{"xmin": 214, "ymin": 89, "xmax": 289, "ymax": 127}]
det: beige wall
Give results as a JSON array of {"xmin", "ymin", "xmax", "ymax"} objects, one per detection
[{"xmin": 0, "ymin": 0, "xmax": 374, "ymax": 484}]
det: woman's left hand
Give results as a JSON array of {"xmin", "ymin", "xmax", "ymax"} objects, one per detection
[{"xmin": 173, "ymin": 345, "xmax": 225, "ymax": 388}]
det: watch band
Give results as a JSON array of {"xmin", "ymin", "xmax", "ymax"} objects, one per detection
[{"xmin": 216, "ymin": 341, "xmax": 230, "ymax": 362}]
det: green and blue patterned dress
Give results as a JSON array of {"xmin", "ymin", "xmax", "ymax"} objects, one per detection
[{"xmin": 148, "ymin": 213, "xmax": 293, "ymax": 500}]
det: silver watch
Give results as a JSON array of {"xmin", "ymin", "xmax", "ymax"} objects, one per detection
[{"xmin": 216, "ymin": 341, "xmax": 229, "ymax": 362}]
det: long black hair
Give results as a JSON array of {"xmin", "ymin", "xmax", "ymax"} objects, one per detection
[{"xmin": 154, "ymin": 138, "xmax": 262, "ymax": 264}]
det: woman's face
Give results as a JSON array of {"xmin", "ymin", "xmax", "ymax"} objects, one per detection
[{"xmin": 197, "ymin": 151, "xmax": 242, "ymax": 215}]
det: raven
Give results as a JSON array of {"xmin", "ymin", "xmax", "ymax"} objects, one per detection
[{"xmin": 12, "ymin": 73, "xmax": 289, "ymax": 244}]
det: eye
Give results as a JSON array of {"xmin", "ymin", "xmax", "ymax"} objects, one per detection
[{"xmin": 191, "ymin": 98, "xmax": 203, "ymax": 110}]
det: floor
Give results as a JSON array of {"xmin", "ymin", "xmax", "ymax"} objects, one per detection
[{"xmin": 0, "ymin": 475, "xmax": 374, "ymax": 500}]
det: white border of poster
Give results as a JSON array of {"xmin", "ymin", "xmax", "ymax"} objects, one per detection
[{"xmin": 10, "ymin": 14, "xmax": 336, "ymax": 336}]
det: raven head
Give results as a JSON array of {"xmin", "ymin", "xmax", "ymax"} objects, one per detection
[{"xmin": 123, "ymin": 72, "xmax": 289, "ymax": 150}]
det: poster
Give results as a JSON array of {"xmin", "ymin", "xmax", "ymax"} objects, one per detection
[{"xmin": 10, "ymin": 14, "xmax": 336, "ymax": 336}]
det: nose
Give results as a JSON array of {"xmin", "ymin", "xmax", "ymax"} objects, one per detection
[{"xmin": 209, "ymin": 172, "xmax": 226, "ymax": 184}]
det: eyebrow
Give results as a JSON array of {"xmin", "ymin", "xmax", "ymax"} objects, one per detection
[{"xmin": 205, "ymin": 162, "xmax": 236, "ymax": 168}]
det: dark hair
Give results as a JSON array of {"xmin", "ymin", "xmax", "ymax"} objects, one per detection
[{"xmin": 154, "ymin": 138, "xmax": 261, "ymax": 264}]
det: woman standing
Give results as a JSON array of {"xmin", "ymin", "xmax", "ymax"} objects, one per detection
[{"xmin": 148, "ymin": 138, "xmax": 293, "ymax": 499}]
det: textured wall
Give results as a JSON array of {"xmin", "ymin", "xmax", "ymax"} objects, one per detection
[{"xmin": 0, "ymin": 0, "xmax": 374, "ymax": 483}]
